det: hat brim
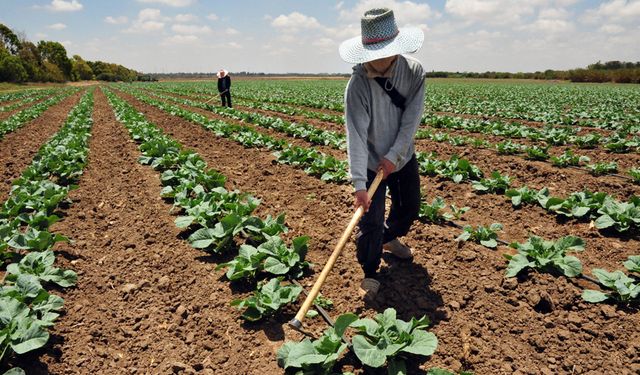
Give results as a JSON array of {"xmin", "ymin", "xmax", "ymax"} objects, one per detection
[{"xmin": 339, "ymin": 27, "xmax": 424, "ymax": 64}]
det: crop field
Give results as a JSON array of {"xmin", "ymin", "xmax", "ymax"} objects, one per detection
[{"xmin": 1, "ymin": 79, "xmax": 639, "ymax": 375}]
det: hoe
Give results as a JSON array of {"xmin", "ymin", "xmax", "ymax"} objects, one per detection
[
  {"xmin": 289, "ymin": 169, "xmax": 384, "ymax": 332},
  {"xmin": 203, "ymin": 89, "xmax": 228, "ymax": 104}
]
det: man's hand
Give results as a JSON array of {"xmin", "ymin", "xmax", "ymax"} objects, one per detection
[
  {"xmin": 378, "ymin": 158, "xmax": 396, "ymax": 179},
  {"xmin": 354, "ymin": 190, "xmax": 371, "ymax": 212}
]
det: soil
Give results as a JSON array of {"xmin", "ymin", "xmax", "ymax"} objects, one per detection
[
  {"xmin": 4, "ymin": 85, "xmax": 639, "ymax": 375},
  {"xmin": 0, "ymin": 90, "xmax": 84, "ymax": 202}
]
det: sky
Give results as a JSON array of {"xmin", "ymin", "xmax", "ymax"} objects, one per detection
[{"xmin": 1, "ymin": 0, "xmax": 639, "ymax": 74}]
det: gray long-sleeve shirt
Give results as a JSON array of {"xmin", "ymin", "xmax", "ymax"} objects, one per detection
[{"xmin": 344, "ymin": 54, "xmax": 426, "ymax": 191}]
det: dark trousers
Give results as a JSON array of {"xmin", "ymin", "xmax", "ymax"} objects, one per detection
[
  {"xmin": 220, "ymin": 91, "xmax": 232, "ymax": 107},
  {"xmin": 356, "ymin": 154, "xmax": 421, "ymax": 278}
]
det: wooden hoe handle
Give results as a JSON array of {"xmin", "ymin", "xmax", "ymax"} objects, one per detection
[{"xmin": 289, "ymin": 169, "xmax": 384, "ymax": 329}]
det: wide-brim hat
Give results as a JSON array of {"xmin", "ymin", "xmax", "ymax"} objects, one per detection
[
  {"xmin": 216, "ymin": 69, "xmax": 228, "ymax": 78},
  {"xmin": 339, "ymin": 8, "xmax": 424, "ymax": 64}
]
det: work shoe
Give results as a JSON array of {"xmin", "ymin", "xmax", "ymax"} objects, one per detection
[
  {"xmin": 359, "ymin": 278, "xmax": 380, "ymax": 301},
  {"xmin": 383, "ymin": 239, "xmax": 413, "ymax": 259}
]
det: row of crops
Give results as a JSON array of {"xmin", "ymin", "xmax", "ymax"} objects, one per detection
[
  {"xmin": 140, "ymin": 83, "xmax": 640, "ymax": 184},
  {"xmin": 138, "ymin": 80, "xmax": 640, "ymax": 131},
  {"xmin": 123, "ymin": 85, "xmax": 640, "ymax": 238},
  {"xmin": 0, "ymin": 89, "xmax": 93, "ymax": 374}
]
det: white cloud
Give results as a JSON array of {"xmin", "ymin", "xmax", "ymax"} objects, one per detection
[
  {"xmin": 175, "ymin": 13, "xmax": 197, "ymax": 22},
  {"xmin": 172, "ymin": 24, "xmax": 212, "ymax": 34},
  {"xmin": 206, "ymin": 13, "xmax": 219, "ymax": 21},
  {"xmin": 227, "ymin": 42, "xmax": 242, "ymax": 49},
  {"xmin": 139, "ymin": 8, "xmax": 164, "ymax": 21},
  {"xmin": 35, "ymin": 32, "xmax": 48, "ymax": 39},
  {"xmin": 163, "ymin": 34, "xmax": 199, "ymax": 44},
  {"xmin": 137, "ymin": 0, "xmax": 195, "ymax": 7},
  {"xmin": 599, "ymin": 24, "xmax": 626, "ymax": 34},
  {"xmin": 45, "ymin": 0, "xmax": 83, "ymax": 12},
  {"xmin": 525, "ymin": 18, "xmax": 574, "ymax": 34},
  {"xmin": 582, "ymin": 0, "xmax": 640, "ymax": 24},
  {"xmin": 60, "ymin": 40, "xmax": 72, "ymax": 47},
  {"xmin": 445, "ymin": 0, "xmax": 538, "ymax": 25},
  {"xmin": 538, "ymin": 7, "xmax": 569, "ymax": 19},
  {"xmin": 105, "ymin": 16, "xmax": 128, "ymax": 25},
  {"xmin": 225, "ymin": 28, "xmax": 240, "ymax": 35},
  {"xmin": 48, "ymin": 23, "xmax": 67, "ymax": 30},
  {"xmin": 124, "ymin": 8, "xmax": 168, "ymax": 33},
  {"xmin": 271, "ymin": 12, "xmax": 322, "ymax": 32}
]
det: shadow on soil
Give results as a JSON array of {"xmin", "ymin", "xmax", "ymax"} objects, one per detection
[
  {"xmin": 6, "ymin": 333, "xmax": 65, "ymax": 375},
  {"xmin": 360, "ymin": 254, "xmax": 446, "ymax": 327}
]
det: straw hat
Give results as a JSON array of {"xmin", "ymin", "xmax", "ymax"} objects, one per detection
[
  {"xmin": 339, "ymin": 8, "xmax": 424, "ymax": 64},
  {"xmin": 216, "ymin": 69, "xmax": 228, "ymax": 78}
]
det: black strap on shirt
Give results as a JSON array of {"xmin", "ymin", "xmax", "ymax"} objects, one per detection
[{"xmin": 373, "ymin": 77, "xmax": 406, "ymax": 111}]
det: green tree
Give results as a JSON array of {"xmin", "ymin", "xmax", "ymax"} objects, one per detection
[
  {"xmin": 37, "ymin": 40, "xmax": 71, "ymax": 80},
  {"xmin": 71, "ymin": 54, "xmax": 94, "ymax": 81},
  {"xmin": 0, "ymin": 48, "xmax": 28, "ymax": 82},
  {"xmin": 0, "ymin": 24, "xmax": 21, "ymax": 55},
  {"xmin": 42, "ymin": 60, "xmax": 65, "ymax": 82},
  {"xmin": 17, "ymin": 41, "xmax": 44, "ymax": 81}
]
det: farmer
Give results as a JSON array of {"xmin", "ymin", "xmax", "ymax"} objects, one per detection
[
  {"xmin": 217, "ymin": 68, "xmax": 232, "ymax": 107},
  {"xmin": 339, "ymin": 8, "xmax": 425, "ymax": 300}
]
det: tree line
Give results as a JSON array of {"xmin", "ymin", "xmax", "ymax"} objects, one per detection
[
  {"xmin": 0, "ymin": 23, "xmax": 139, "ymax": 83},
  {"xmin": 427, "ymin": 61, "xmax": 640, "ymax": 83}
]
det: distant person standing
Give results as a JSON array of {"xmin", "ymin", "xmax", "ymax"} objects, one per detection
[{"xmin": 217, "ymin": 69, "xmax": 232, "ymax": 107}]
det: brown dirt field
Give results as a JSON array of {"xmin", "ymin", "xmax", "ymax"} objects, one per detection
[
  {"xmin": 96, "ymin": 86, "xmax": 638, "ymax": 374},
  {"xmin": 0, "ymin": 90, "xmax": 84, "ymax": 202}
]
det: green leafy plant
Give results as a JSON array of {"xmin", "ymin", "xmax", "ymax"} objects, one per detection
[
  {"xmin": 231, "ymin": 278, "xmax": 302, "ymax": 321},
  {"xmin": 628, "ymin": 168, "xmax": 640, "ymax": 184},
  {"xmin": 505, "ymin": 186, "xmax": 549, "ymax": 207},
  {"xmin": 504, "ymin": 236, "xmax": 585, "ymax": 278},
  {"xmin": 593, "ymin": 196, "xmax": 640, "ymax": 232},
  {"xmin": 586, "ymin": 161, "xmax": 618, "ymax": 176},
  {"xmin": 550, "ymin": 150, "xmax": 590, "ymax": 167},
  {"xmin": 524, "ymin": 145, "xmax": 550, "ymax": 161},
  {"xmin": 623, "ymin": 256, "xmax": 640, "ymax": 273},
  {"xmin": 495, "ymin": 140, "xmax": 523, "ymax": 155},
  {"xmin": 604, "ymin": 136, "xmax": 639, "ymax": 153},
  {"xmin": 5, "ymin": 251, "xmax": 77, "ymax": 288},
  {"xmin": 582, "ymin": 269, "xmax": 639, "ymax": 303},
  {"xmin": 456, "ymin": 223, "xmax": 503, "ymax": 249},
  {"xmin": 217, "ymin": 235, "xmax": 310, "ymax": 281},
  {"xmin": 349, "ymin": 308, "xmax": 438, "ymax": 373},
  {"xmin": 419, "ymin": 197, "xmax": 468, "ymax": 223},
  {"xmin": 574, "ymin": 133, "xmax": 601, "ymax": 149},
  {"xmin": 472, "ymin": 171, "xmax": 511, "ymax": 193},
  {"xmin": 277, "ymin": 313, "xmax": 357, "ymax": 374}
]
